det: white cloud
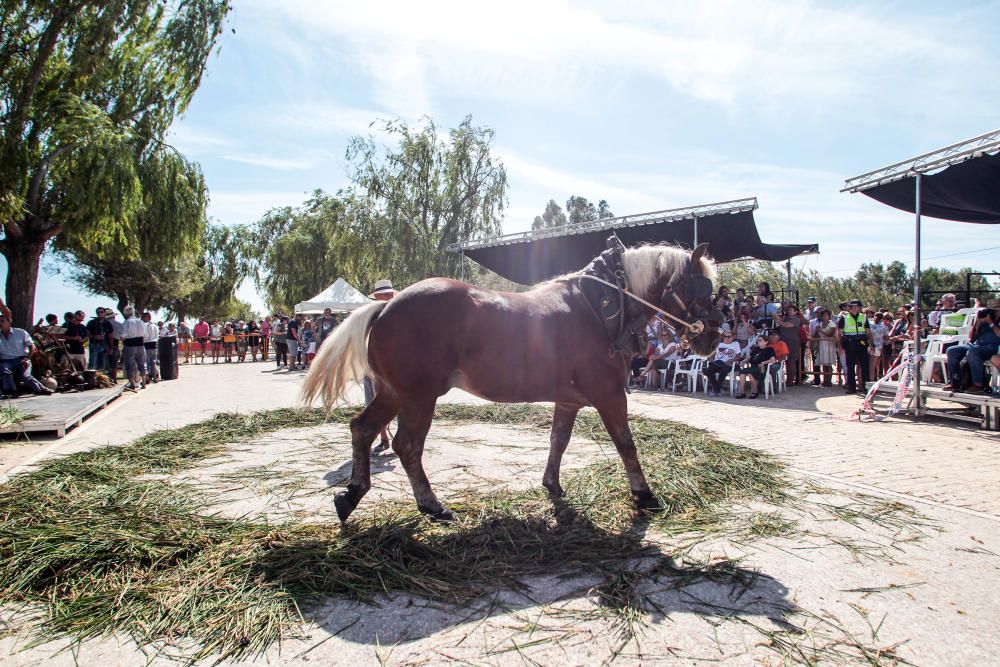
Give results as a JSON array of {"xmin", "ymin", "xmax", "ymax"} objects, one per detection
[
  {"xmin": 247, "ymin": 0, "xmax": 989, "ymax": 119},
  {"xmin": 208, "ymin": 191, "xmax": 310, "ymax": 226},
  {"xmin": 221, "ymin": 151, "xmax": 325, "ymax": 171}
]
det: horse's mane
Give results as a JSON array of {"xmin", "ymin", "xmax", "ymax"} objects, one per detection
[
  {"xmin": 621, "ymin": 244, "xmax": 716, "ymax": 299},
  {"xmin": 539, "ymin": 243, "xmax": 715, "ymax": 299}
]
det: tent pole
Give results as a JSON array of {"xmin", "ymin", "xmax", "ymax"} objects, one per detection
[
  {"xmin": 460, "ymin": 249, "xmax": 465, "ymax": 283},
  {"xmin": 913, "ymin": 173, "xmax": 922, "ymax": 417},
  {"xmin": 786, "ymin": 259, "xmax": 792, "ymax": 297},
  {"xmin": 693, "ymin": 215, "xmax": 698, "ymax": 247}
]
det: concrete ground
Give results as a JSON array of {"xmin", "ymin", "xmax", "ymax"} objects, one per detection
[{"xmin": 2, "ymin": 361, "xmax": 999, "ymax": 665}]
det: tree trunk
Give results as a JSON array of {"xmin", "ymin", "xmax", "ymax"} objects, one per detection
[
  {"xmin": 116, "ymin": 292, "xmax": 129, "ymax": 315},
  {"xmin": 3, "ymin": 240, "xmax": 45, "ymax": 327}
]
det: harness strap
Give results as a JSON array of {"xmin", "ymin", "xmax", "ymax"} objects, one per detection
[{"xmin": 576, "ymin": 274, "xmax": 705, "ymax": 334}]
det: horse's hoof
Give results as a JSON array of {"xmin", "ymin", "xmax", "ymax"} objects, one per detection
[
  {"xmin": 419, "ymin": 505, "xmax": 455, "ymax": 523},
  {"xmin": 543, "ymin": 482, "xmax": 565, "ymax": 498},
  {"xmin": 334, "ymin": 492, "xmax": 356, "ymax": 523},
  {"xmin": 635, "ymin": 491, "xmax": 663, "ymax": 513}
]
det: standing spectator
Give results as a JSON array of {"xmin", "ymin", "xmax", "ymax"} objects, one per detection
[
  {"xmin": 121, "ymin": 307, "xmax": 146, "ymax": 390},
  {"xmin": 703, "ymin": 330, "xmax": 741, "ymax": 396},
  {"xmin": 192, "ymin": 318, "xmax": 209, "ymax": 364},
  {"xmin": 272, "ymin": 317, "xmax": 288, "ymax": 368},
  {"xmin": 105, "ymin": 310, "xmax": 123, "ymax": 383},
  {"xmin": 63, "ymin": 311, "xmax": 88, "ymax": 370},
  {"xmin": 222, "ymin": 323, "xmax": 237, "ymax": 362},
  {"xmin": 286, "ymin": 313, "xmax": 302, "ymax": 371},
  {"xmin": 141, "ymin": 312, "xmax": 159, "ymax": 383},
  {"xmin": 85, "ymin": 308, "xmax": 111, "ymax": 371},
  {"xmin": 774, "ymin": 305, "xmax": 802, "ymax": 386},
  {"xmin": 246, "ymin": 320, "xmax": 261, "ymax": 362},
  {"xmin": 804, "ymin": 296, "xmax": 818, "ymax": 321},
  {"xmin": 316, "ymin": 307, "xmax": 337, "ymax": 349},
  {"xmin": 869, "ymin": 312, "xmax": 888, "ymax": 381},
  {"xmin": 838, "ymin": 300, "xmax": 872, "ymax": 394},
  {"xmin": 366, "ymin": 279, "xmax": 399, "ymax": 450},
  {"xmin": 235, "ymin": 321, "xmax": 248, "ymax": 362},
  {"xmin": 758, "ymin": 282, "xmax": 774, "ymax": 303},
  {"xmin": 209, "ymin": 319, "xmax": 223, "ymax": 363},
  {"xmin": 0, "ymin": 313, "xmax": 52, "ymax": 397},
  {"xmin": 177, "ymin": 320, "xmax": 192, "ymax": 363},
  {"xmin": 813, "ymin": 309, "xmax": 837, "ymax": 387},
  {"xmin": 259, "ymin": 316, "xmax": 271, "ymax": 361},
  {"xmin": 301, "ymin": 320, "xmax": 316, "ymax": 367}
]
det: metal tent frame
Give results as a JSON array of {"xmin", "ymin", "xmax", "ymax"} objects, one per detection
[{"xmin": 842, "ymin": 128, "xmax": 1000, "ymax": 416}]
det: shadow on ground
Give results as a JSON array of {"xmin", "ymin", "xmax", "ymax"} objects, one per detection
[{"xmin": 256, "ymin": 499, "xmax": 795, "ymax": 647}]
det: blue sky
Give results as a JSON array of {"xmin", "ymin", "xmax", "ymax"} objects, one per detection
[{"xmin": 15, "ymin": 0, "xmax": 1000, "ymax": 318}]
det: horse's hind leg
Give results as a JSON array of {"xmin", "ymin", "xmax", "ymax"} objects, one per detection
[
  {"xmin": 542, "ymin": 403, "xmax": 579, "ymax": 498},
  {"xmin": 334, "ymin": 389, "xmax": 400, "ymax": 523},
  {"xmin": 394, "ymin": 398, "xmax": 452, "ymax": 521}
]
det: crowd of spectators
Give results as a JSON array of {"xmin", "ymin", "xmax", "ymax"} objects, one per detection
[
  {"xmin": 630, "ymin": 282, "xmax": 1000, "ymax": 400},
  {"xmin": 6, "ymin": 304, "xmax": 349, "ymax": 397}
]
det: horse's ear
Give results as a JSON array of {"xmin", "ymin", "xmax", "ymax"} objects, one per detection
[{"xmin": 691, "ymin": 243, "xmax": 710, "ymax": 265}]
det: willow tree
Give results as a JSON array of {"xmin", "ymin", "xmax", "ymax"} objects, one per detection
[
  {"xmin": 60, "ymin": 146, "xmax": 209, "ymax": 313},
  {"xmin": 249, "ymin": 191, "xmax": 350, "ymax": 312},
  {"xmin": 168, "ymin": 223, "xmax": 254, "ymax": 322},
  {"xmin": 0, "ymin": 0, "xmax": 230, "ymax": 324},
  {"xmin": 345, "ymin": 116, "xmax": 508, "ymax": 286}
]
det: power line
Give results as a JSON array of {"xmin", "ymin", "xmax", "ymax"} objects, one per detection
[{"xmin": 923, "ymin": 245, "xmax": 1000, "ymax": 261}]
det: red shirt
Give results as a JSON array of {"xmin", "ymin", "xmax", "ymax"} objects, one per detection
[
  {"xmin": 193, "ymin": 321, "xmax": 209, "ymax": 338},
  {"xmin": 769, "ymin": 341, "xmax": 789, "ymax": 361}
]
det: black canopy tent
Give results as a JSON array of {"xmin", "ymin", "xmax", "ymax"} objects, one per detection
[
  {"xmin": 842, "ymin": 127, "xmax": 1000, "ymax": 416},
  {"xmin": 453, "ymin": 198, "xmax": 819, "ymax": 286}
]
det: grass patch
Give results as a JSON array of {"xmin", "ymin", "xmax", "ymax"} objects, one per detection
[
  {"xmin": 0, "ymin": 403, "xmax": 919, "ymax": 663},
  {"xmin": 0, "ymin": 402, "xmax": 37, "ymax": 429}
]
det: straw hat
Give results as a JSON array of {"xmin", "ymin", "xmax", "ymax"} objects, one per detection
[{"xmin": 369, "ymin": 279, "xmax": 398, "ymax": 298}]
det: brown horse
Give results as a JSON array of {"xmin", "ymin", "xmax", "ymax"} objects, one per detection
[{"xmin": 302, "ymin": 243, "xmax": 722, "ymax": 522}]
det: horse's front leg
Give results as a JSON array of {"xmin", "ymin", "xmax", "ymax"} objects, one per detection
[
  {"xmin": 542, "ymin": 403, "xmax": 579, "ymax": 498},
  {"xmin": 593, "ymin": 392, "xmax": 661, "ymax": 512}
]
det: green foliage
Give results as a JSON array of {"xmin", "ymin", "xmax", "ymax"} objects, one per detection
[
  {"xmin": 566, "ymin": 195, "xmax": 614, "ymax": 224},
  {"xmin": 345, "ymin": 115, "xmax": 508, "ymax": 285},
  {"xmin": 531, "ymin": 198, "xmax": 568, "ymax": 230},
  {"xmin": 167, "ymin": 224, "xmax": 254, "ymax": 322},
  {"xmin": 248, "ymin": 190, "xmax": 352, "ymax": 312},
  {"xmin": 0, "ymin": 0, "xmax": 231, "ymax": 323},
  {"xmin": 717, "ymin": 260, "xmax": 998, "ymax": 311}
]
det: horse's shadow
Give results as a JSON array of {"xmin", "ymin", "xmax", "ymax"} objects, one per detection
[
  {"xmin": 322, "ymin": 451, "xmax": 398, "ymax": 486},
  {"xmin": 256, "ymin": 499, "xmax": 797, "ymax": 648}
]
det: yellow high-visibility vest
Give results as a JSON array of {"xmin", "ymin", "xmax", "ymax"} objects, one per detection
[{"xmin": 842, "ymin": 313, "xmax": 867, "ymax": 336}]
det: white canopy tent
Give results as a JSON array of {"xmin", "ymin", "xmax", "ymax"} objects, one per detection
[{"xmin": 294, "ymin": 278, "xmax": 371, "ymax": 314}]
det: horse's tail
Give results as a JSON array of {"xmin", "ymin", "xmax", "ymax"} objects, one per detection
[{"xmin": 301, "ymin": 301, "xmax": 388, "ymax": 409}]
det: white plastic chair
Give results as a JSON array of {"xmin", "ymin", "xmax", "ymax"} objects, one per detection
[
  {"xmin": 921, "ymin": 334, "xmax": 959, "ymax": 383},
  {"xmin": 655, "ymin": 358, "xmax": 679, "ymax": 392},
  {"xmin": 672, "ymin": 355, "xmax": 707, "ymax": 393},
  {"xmin": 763, "ymin": 360, "xmax": 787, "ymax": 399}
]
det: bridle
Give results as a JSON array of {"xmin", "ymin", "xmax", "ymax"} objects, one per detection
[{"xmin": 575, "ymin": 235, "xmax": 723, "ymax": 353}]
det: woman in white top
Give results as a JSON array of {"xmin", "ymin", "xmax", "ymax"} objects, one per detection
[{"xmin": 813, "ymin": 309, "xmax": 837, "ymax": 387}]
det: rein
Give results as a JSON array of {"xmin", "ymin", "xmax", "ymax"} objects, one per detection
[{"xmin": 576, "ymin": 274, "xmax": 705, "ymax": 335}]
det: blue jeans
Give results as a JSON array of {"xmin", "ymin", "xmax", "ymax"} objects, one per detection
[
  {"xmin": 88, "ymin": 342, "xmax": 107, "ymax": 371},
  {"xmin": 0, "ymin": 356, "xmax": 42, "ymax": 395},
  {"xmin": 946, "ymin": 342, "xmax": 994, "ymax": 387}
]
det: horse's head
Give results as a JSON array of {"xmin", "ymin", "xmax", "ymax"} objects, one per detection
[{"xmin": 622, "ymin": 243, "xmax": 723, "ymax": 356}]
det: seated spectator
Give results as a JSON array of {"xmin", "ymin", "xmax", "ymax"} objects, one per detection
[
  {"xmin": 703, "ymin": 330, "xmax": 741, "ymax": 396},
  {"xmin": 767, "ymin": 331, "xmax": 789, "ymax": 362},
  {"xmin": 735, "ymin": 336, "xmax": 775, "ymax": 399},
  {"xmin": 733, "ymin": 287, "xmax": 750, "ymax": 311},
  {"xmin": 734, "ymin": 311, "xmax": 755, "ymax": 349},
  {"xmin": 758, "ymin": 282, "xmax": 774, "ymax": 303},
  {"xmin": 928, "ymin": 293, "xmax": 957, "ymax": 333},
  {"xmin": 0, "ymin": 314, "xmax": 52, "ymax": 398},
  {"xmin": 637, "ymin": 329, "xmax": 679, "ymax": 389},
  {"xmin": 943, "ymin": 307, "xmax": 1000, "ymax": 394}
]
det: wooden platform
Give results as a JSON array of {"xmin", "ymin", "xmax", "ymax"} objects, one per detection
[
  {"xmin": 874, "ymin": 381, "xmax": 1000, "ymax": 430},
  {"xmin": 0, "ymin": 385, "xmax": 125, "ymax": 438}
]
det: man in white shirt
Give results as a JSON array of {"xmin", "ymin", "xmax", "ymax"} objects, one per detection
[
  {"xmin": 119, "ymin": 307, "xmax": 147, "ymax": 389},
  {"xmin": 703, "ymin": 330, "xmax": 743, "ymax": 396},
  {"xmin": 141, "ymin": 312, "xmax": 159, "ymax": 383}
]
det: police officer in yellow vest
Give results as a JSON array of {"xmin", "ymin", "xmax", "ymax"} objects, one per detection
[{"xmin": 837, "ymin": 299, "xmax": 873, "ymax": 394}]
